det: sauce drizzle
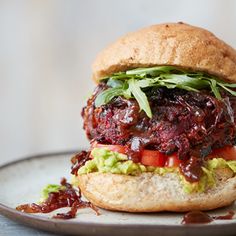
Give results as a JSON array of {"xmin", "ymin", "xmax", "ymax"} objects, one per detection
[
  {"xmin": 182, "ymin": 210, "xmax": 235, "ymax": 224},
  {"xmin": 182, "ymin": 211, "xmax": 213, "ymax": 224},
  {"xmin": 213, "ymin": 210, "xmax": 235, "ymax": 220}
]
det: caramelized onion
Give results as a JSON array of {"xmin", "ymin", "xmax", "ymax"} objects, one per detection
[{"xmin": 16, "ymin": 178, "xmax": 99, "ymax": 219}]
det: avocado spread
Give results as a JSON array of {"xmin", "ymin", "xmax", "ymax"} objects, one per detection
[{"xmin": 77, "ymin": 148, "xmax": 236, "ymax": 193}]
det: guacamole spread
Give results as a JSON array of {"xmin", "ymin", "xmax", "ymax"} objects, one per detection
[{"xmin": 77, "ymin": 148, "xmax": 236, "ymax": 193}]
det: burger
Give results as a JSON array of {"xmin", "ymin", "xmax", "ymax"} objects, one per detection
[{"xmin": 71, "ymin": 22, "xmax": 236, "ymax": 212}]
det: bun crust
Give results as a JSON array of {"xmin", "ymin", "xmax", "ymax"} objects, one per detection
[
  {"xmin": 92, "ymin": 23, "xmax": 236, "ymax": 83},
  {"xmin": 77, "ymin": 172, "xmax": 236, "ymax": 212}
]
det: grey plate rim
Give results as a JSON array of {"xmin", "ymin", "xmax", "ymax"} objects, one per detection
[{"xmin": 1, "ymin": 151, "xmax": 236, "ymax": 235}]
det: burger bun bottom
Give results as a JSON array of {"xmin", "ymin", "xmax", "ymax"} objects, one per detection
[{"xmin": 76, "ymin": 172, "xmax": 236, "ymax": 212}]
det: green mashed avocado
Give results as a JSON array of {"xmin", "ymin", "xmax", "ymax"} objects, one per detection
[
  {"xmin": 39, "ymin": 184, "xmax": 66, "ymax": 202},
  {"xmin": 77, "ymin": 148, "xmax": 236, "ymax": 193}
]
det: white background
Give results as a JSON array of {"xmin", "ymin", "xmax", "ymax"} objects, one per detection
[{"xmin": 0, "ymin": 0, "xmax": 236, "ymax": 164}]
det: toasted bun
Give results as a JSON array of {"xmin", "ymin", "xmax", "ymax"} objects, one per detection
[
  {"xmin": 92, "ymin": 23, "xmax": 236, "ymax": 83},
  {"xmin": 77, "ymin": 172, "xmax": 236, "ymax": 212}
]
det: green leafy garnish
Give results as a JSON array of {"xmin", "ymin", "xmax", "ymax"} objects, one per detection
[
  {"xmin": 126, "ymin": 66, "xmax": 178, "ymax": 76},
  {"xmin": 41, "ymin": 184, "xmax": 66, "ymax": 202},
  {"xmin": 128, "ymin": 78, "xmax": 152, "ymax": 118},
  {"xmin": 95, "ymin": 88, "xmax": 125, "ymax": 107},
  {"xmin": 95, "ymin": 66, "xmax": 236, "ymax": 118}
]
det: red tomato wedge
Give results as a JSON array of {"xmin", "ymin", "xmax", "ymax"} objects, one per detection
[
  {"xmin": 165, "ymin": 153, "xmax": 181, "ymax": 167},
  {"xmin": 91, "ymin": 143, "xmax": 236, "ymax": 168},
  {"xmin": 141, "ymin": 150, "xmax": 166, "ymax": 167},
  {"xmin": 207, "ymin": 146, "xmax": 236, "ymax": 161}
]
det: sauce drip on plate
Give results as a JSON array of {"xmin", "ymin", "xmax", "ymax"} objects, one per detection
[
  {"xmin": 182, "ymin": 210, "xmax": 235, "ymax": 224},
  {"xmin": 213, "ymin": 210, "xmax": 235, "ymax": 220},
  {"xmin": 182, "ymin": 211, "xmax": 213, "ymax": 224}
]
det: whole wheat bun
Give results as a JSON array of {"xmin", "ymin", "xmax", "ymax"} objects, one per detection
[
  {"xmin": 77, "ymin": 172, "xmax": 236, "ymax": 212},
  {"xmin": 86, "ymin": 23, "xmax": 236, "ymax": 212},
  {"xmin": 92, "ymin": 22, "xmax": 236, "ymax": 83}
]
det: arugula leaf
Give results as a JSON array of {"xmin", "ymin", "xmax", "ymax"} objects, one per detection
[
  {"xmin": 136, "ymin": 78, "xmax": 158, "ymax": 88},
  {"xmin": 209, "ymin": 79, "xmax": 221, "ymax": 99},
  {"xmin": 176, "ymin": 85, "xmax": 200, "ymax": 92},
  {"xmin": 94, "ymin": 66, "xmax": 236, "ymax": 118},
  {"xmin": 126, "ymin": 66, "xmax": 179, "ymax": 76},
  {"xmin": 218, "ymin": 82, "xmax": 236, "ymax": 88},
  {"xmin": 107, "ymin": 78, "xmax": 124, "ymax": 88},
  {"xmin": 95, "ymin": 88, "xmax": 127, "ymax": 107},
  {"xmin": 128, "ymin": 79, "xmax": 152, "ymax": 118},
  {"xmin": 160, "ymin": 74, "xmax": 209, "ymax": 89},
  {"xmin": 106, "ymin": 73, "xmax": 142, "ymax": 80},
  {"xmin": 218, "ymin": 83, "xmax": 236, "ymax": 96}
]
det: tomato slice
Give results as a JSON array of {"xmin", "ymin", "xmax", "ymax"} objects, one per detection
[
  {"xmin": 91, "ymin": 143, "xmax": 236, "ymax": 168},
  {"xmin": 92, "ymin": 143, "xmax": 179, "ymax": 167},
  {"xmin": 207, "ymin": 146, "xmax": 236, "ymax": 161},
  {"xmin": 92, "ymin": 143, "xmax": 127, "ymax": 154},
  {"xmin": 141, "ymin": 150, "xmax": 166, "ymax": 167},
  {"xmin": 165, "ymin": 153, "xmax": 181, "ymax": 167}
]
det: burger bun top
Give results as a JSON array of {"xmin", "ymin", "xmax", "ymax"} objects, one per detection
[{"xmin": 92, "ymin": 22, "xmax": 236, "ymax": 83}]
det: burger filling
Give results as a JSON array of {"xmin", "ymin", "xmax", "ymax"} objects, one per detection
[
  {"xmin": 72, "ymin": 66, "xmax": 236, "ymax": 192},
  {"xmin": 73, "ymin": 148, "xmax": 236, "ymax": 193}
]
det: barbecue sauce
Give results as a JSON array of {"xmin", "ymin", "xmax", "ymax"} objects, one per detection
[
  {"xmin": 182, "ymin": 211, "xmax": 213, "ymax": 224},
  {"xmin": 213, "ymin": 210, "xmax": 235, "ymax": 220},
  {"xmin": 16, "ymin": 178, "xmax": 99, "ymax": 219},
  {"xmin": 71, "ymin": 151, "xmax": 90, "ymax": 176},
  {"xmin": 182, "ymin": 210, "xmax": 235, "ymax": 224},
  {"xmin": 180, "ymin": 156, "xmax": 203, "ymax": 182}
]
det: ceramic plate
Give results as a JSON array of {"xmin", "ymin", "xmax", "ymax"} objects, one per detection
[{"xmin": 1, "ymin": 152, "xmax": 236, "ymax": 236}]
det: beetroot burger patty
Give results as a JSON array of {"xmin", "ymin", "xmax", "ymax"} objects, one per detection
[
  {"xmin": 82, "ymin": 84, "xmax": 236, "ymax": 181},
  {"xmin": 83, "ymin": 84, "xmax": 236, "ymax": 159}
]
